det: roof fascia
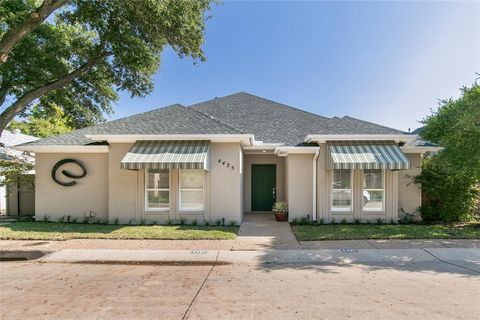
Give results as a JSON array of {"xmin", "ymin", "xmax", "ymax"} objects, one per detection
[
  {"xmin": 305, "ymin": 134, "xmax": 417, "ymax": 144},
  {"xmin": 14, "ymin": 145, "xmax": 109, "ymax": 153},
  {"xmin": 84, "ymin": 134, "xmax": 256, "ymax": 146},
  {"xmin": 274, "ymin": 146, "xmax": 320, "ymax": 157},
  {"xmin": 400, "ymin": 146, "xmax": 442, "ymax": 154}
]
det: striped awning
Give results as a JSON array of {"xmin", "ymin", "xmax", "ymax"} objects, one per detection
[
  {"xmin": 121, "ymin": 140, "xmax": 210, "ymax": 170},
  {"xmin": 327, "ymin": 142, "xmax": 410, "ymax": 170}
]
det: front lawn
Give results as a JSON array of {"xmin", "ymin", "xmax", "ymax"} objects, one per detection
[
  {"xmin": 292, "ymin": 223, "xmax": 480, "ymax": 241},
  {"xmin": 0, "ymin": 222, "xmax": 238, "ymax": 240}
]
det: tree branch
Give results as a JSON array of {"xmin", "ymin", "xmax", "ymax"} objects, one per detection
[
  {"xmin": 0, "ymin": 52, "xmax": 111, "ymax": 135},
  {"xmin": 0, "ymin": 0, "xmax": 68, "ymax": 64}
]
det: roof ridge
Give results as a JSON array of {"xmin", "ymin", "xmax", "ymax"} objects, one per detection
[
  {"xmin": 342, "ymin": 116, "xmax": 406, "ymax": 134},
  {"xmin": 235, "ymin": 92, "xmax": 331, "ymax": 120},
  {"xmin": 187, "ymin": 108, "xmax": 244, "ymax": 134},
  {"xmin": 191, "ymin": 92, "xmax": 331, "ymax": 121}
]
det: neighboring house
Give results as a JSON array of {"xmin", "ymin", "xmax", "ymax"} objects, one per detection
[
  {"xmin": 16, "ymin": 92, "xmax": 439, "ymax": 224},
  {"xmin": 0, "ymin": 130, "xmax": 38, "ymax": 216}
]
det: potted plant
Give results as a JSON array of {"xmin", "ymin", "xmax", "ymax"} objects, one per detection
[{"xmin": 272, "ymin": 201, "xmax": 288, "ymax": 221}]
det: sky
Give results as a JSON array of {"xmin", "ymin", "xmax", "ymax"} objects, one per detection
[{"xmin": 113, "ymin": 0, "xmax": 480, "ymax": 132}]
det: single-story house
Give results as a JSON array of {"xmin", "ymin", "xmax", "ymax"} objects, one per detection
[{"xmin": 15, "ymin": 92, "xmax": 438, "ymax": 224}]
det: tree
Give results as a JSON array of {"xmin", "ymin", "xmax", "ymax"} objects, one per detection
[
  {"xmin": 415, "ymin": 82, "xmax": 480, "ymax": 222},
  {"xmin": 7, "ymin": 104, "xmax": 73, "ymax": 137},
  {"xmin": 0, "ymin": 0, "xmax": 213, "ymax": 135}
]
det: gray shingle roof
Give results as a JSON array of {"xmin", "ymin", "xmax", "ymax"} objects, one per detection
[
  {"xmin": 19, "ymin": 92, "xmax": 408, "ymax": 147},
  {"xmin": 191, "ymin": 92, "xmax": 405, "ymax": 145},
  {"xmin": 20, "ymin": 104, "xmax": 242, "ymax": 146}
]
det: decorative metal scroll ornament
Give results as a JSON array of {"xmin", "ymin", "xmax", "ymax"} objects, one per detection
[{"xmin": 51, "ymin": 159, "xmax": 87, "ymax": 186}]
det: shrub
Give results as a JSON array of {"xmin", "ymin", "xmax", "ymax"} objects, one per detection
[
  {"xmin": 376, "ymin": 218, "xmax": 383, "ymax": 225},
  {"xmin": 203, "ymin": 219, "xmax": 210, "ymax": 226},
  {"xmin": 58, "ymin": 215, "xmax": 66, "ymax": 223},
  {"xmin": 43, "ymin": 215, "xmax": 50, "ymax": 223},
  {"xmin": 179, "ymin": 217, "xmax": 186, "ymax": 226},
  {"xmin": 354, "ymin": 218, "xmax": 360, "ymax": 224},
  {"xmin": 318, "ymin": 218, "xmax": 324, "ymax": 225},
  {"xmin": 71, "ymin": 217, "xmax": 79, "ymax": 223},
  {"xmin": 341, "ymin": 218, "xmax": 347, "ymax": 225},
  {"xmin": 166, "ymin": 217, "xmax": 173, "ymax": 225},
  {"xmin": 415, "ymin": 157, "xmax": 478, "ymax": 222},
  {"xmin": 215, "ymin": 219, "xmax": 222, "ymax": 226},
  {"xmin": 298, "ymin": 216, "xmax": 310, "ymax": 225},
  {"xmin": 191, "ymin": 219, "xmax": 198, "ymax": 226},
  {"xmin": 111, "ymin": 217, "xmax": 119, "ymax": 225},
  {"xmin": 229, "ymin": 220, "xmax": 236, "ymax": 226}
]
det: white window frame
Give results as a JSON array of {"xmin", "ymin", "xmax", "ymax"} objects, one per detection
[
  {"xmin": 145, "ymin": 169, "xmax": 170, "ymax": 212},
  {"xmin": 331, "ymin": 169, "xmax": 354, "ymax": 212},
  {"xmin": 179, "ymin": 169, "xmax": 204, "ymax": 212},
  {"xmin": 362, "ymin": 169, "xmax": 385, "ymax": 212}
]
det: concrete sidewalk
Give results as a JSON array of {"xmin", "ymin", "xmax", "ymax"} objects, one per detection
[{"xmin": 36, "ymin": 248, "xmax": 480, "ymax": 272}]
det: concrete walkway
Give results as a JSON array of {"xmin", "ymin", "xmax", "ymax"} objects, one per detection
[{"xmin": 232, "ymin": 213, "xmax": 301, "ymax": 250}]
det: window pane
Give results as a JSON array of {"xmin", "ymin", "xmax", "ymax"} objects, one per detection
[
  {"xmin": 332, "ymin": 190, "xmax": 352, "ymax": 210},
  {"xmin": 363, "ymin": 190, "xmax": 383, "ymax": 210},
  {"xmin": 333, "ymin": 170, "xmax": 351, "ymax": 189},
  {"xmin": 147, "ymin": 191, "xmax": 169, "ymax": 209},
  {"xmin": 180, "ymin": 169, "xmax": 203, "ymax": 189},
  {"xmin": 147, "ymin": 169, "xmax": 169, "ymax": 189},
  {"xmin": 364, "ymin": 169, "xmax": 383, "ymax": 189},
  {"xmin": 180, "ymin": 190, "xmax": 204, "ymax": 211}
]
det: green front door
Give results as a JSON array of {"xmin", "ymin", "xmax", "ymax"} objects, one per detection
[{"xmin": 251, "ymin": 164, "xmax": 276, "ymax": 211}]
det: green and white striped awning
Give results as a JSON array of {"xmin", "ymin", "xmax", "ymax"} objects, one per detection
[
  {"xmin": 327, "ymin": 142, "xmax": 410, "ymax": 170},
  {"xmin": 121, "ymin": 140, "xmax": 210, "ymax": 170}
]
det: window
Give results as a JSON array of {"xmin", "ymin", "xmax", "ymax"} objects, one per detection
[
  {"xmin": 363, "ymin": 169, "xmax": 384, "ymax": 211},
  {"xmin": 179, "ymin": 169, "xmax": 204, "ymax": 211},
  {"xmin": 331, "ymin": 169, "xmax": 353, "ymax": 211},
  {"xmin": 145, "ymin": 169, "xmax": 170, "ymax": 211}
]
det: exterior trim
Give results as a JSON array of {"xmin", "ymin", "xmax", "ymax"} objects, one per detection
[
  {"xmin": 312, "ymin": 149, "xmax": 319, "ymax": 221},
  {"xmin": 400, "ymin": 147, "xmax": 441, "ymax": 153},
  {"xmin": 274, "ymin": 146, "xmax": 320, "ymax": 157},
  {"xmin": 305, "ymin": 134, "xmax": 417, "ymax": 144},
  {"xmin": 14, "ymin": 145, "xmax": 109, "ymax": 153},
  {"xmin": 84, "ymin": 134, "xmax": 255, "ymax": 146}
]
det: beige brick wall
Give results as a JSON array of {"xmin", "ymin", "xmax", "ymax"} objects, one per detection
[
  {"xmin": 398, "ymin": 153, "xmax": 422, "ymax": 215},
  {"xmin": 35, "ymin": 153, "xmax": 108, "ymax": 221}
]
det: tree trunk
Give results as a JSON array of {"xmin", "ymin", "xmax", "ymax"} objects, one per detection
[
  {"xmin": 0, "ymin": 53, "xmax": 110, "ymax": 137},
  {"xmin": 0, "ymin": 0, "xmax": 67, "ymax": 64}
]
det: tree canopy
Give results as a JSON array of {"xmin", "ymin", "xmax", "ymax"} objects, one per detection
[
  {"xmin": 0, "ymin": 0, "xmax": 213, "ymax": 136},
  {"xmin": 7, "ymin": 104, "xmax": 73, "ymax": 137},
  {"xmin": 416, "ymin": 82, "xmax": 480, "ymax": 222}
]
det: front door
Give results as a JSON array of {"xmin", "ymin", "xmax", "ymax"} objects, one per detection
[{"xmin": 251, "ymin": 164, "xmax": 276, "ymax": 211}]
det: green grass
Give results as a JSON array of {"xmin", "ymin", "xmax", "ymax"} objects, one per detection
[
  {"xmin": 292, "ymin": 223, "xmax": 480, "ymax": 241},
  {"xmin": 0, "ymin": 222, "xmax": 238, "ymax": 240}
]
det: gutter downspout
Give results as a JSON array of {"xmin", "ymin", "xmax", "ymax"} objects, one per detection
[{"xmin": 312, "ymin": 149, "xmax": 319, "ymax": 222}]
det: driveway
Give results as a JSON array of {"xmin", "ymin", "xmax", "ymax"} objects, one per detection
[{"xmin": 1, "ymin": 256, "xmax": 479, "ymax": 320}]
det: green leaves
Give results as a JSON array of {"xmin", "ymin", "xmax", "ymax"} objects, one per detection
[
  {"xmin": 1, "ymin": 0, "xmax": 213, "ymax": 132},
  {"xmin": 417, "ymin": 82, "xmax": 480, "ymax": 222}
]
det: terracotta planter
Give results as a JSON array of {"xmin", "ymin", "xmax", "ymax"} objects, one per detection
[{"xmin": 274, "ymin": 211, "xmax": 288, "ymax": 222}]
